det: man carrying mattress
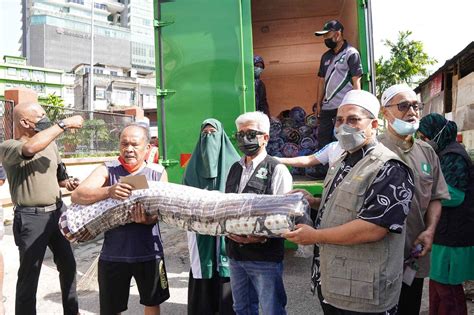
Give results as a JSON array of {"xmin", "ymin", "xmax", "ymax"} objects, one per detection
[
  {"xmin": 72, "ymin": 124, "xmax": 169, "ymax": 315},
  {"xmin": 284, "ymin": 90, "xmax": 414, "ymax": 315},
  {"xmin": 225, "ymin": 111, "xmax": 293, "ymax": 315}
]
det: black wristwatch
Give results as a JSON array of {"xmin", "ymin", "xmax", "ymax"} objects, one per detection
[{"xmin": 57, "ymin": 120, "xmax": 67, "ymax": 130}]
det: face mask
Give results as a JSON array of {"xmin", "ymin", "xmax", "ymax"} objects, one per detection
[
  {"xmin": 324, "ymin": 38, "xmax": 337, "ymax": 49},
  {"xmin": 425, "ymin": 122, "xmax": 448, "ymax": 152},
  {"xmin": 237, "ymin": 136, "xmax": 261, "ymax": 157},
  {"xmin": 335, "ymin": 124, "xmax": 367, "ymax": 152},
  {"xmin": 390, "ymin": 118, "xmax": 419, "ymax": 136},
  {"xmin": 33, "ymin": 116, "xmax": 52, "ymax": 132},
  {"xmin": 254, "ymin": 67, "xmax": 264, "ymax": 79},
  {"xmin": 118, "ymin": 156, "xmax": 142, "ymax": 174}
]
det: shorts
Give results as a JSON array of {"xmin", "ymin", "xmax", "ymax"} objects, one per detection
[{"xmin": 98, "ymin": 258, "xmax": 170, "ymax": 315}]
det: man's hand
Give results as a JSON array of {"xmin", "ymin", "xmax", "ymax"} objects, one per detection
[
  {"xmin": 314, "ymin": 103, "xmax": 321, "ymax": 118},
  {"xmin": 130, "ymin": 202, "xmax": 157, "ymax": 225},
  {"xmin": 288, "ymin": 189, "xmax": 321, "ymax": 209},
  {"xmin": 227, "ymin": 234, "xmax": 267, "ymax": 244},
  {"xmin": 108, "ymin": 182, "xmax": 133, "ymax": 200},
  {"xmin": 62, "ymin": 115, "xmax": 84, "ymax": 130},
  {"xmin": 0, "ymin": 179, "xmax": 5, "ymax": 186},
  {"xmin": 63, "ymin": 178, "xmax": 80, "ymax": 191},
  {"xmin": 282, "ymin": 224, "xmax": 318, "ymax": 245},
  {"xmin": 414, "ymin": 229, "xmax": 434, "ymax": 257}
]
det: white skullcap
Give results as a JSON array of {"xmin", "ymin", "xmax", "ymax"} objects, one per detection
[
  {"xmin": 340, "ymin": 90, "xmax": 380, "ymax": 118},
  {"xmin": 381, "ymin": 84, "xmax": 417, "ymax": 107}
]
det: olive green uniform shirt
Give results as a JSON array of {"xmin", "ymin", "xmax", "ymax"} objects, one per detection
[
  {"xmin": 0, "ymin": 139, "xmax": 62, "ymax": 207},
  {"xmin": 379, "ymin": 132, "xmax": 450, "ymax": 278}
]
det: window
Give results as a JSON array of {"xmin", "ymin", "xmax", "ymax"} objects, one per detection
[
  {"xmin": 110, "ymin": 71, "xmax": 118, "ymax": 76},
  {"xmin": 7, "ymin": 68, "xmax": 17, "ymax": 76}
]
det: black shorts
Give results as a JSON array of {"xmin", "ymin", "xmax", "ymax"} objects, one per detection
[{"xmin": 98, "ymin": 258, "xmax": 170, "ymax": 315}]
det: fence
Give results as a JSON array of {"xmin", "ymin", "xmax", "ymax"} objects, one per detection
[{"xmin": 0, "ymin": 102, "xmax": 135, "ymax": 156}]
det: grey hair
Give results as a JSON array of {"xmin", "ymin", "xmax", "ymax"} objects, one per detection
[
  {"xmin": 235, "ymin": 111, "xmax": 270, "ymax": 134},
  {"xmin": 120, "ymin": 123, "xmax": 150, "ymax": 143}
]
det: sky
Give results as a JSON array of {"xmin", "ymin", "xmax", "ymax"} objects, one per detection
[{"xmin": 1, "ymin": 0, "xmax": 473, "ymax": 74}]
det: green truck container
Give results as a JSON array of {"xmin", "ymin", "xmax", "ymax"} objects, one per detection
[{"xmin": 153, "ymin": 0, "xmax": 375, "ymax": 186}]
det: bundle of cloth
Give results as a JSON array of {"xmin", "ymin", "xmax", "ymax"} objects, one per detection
[
  {"xmin": 59, "ymin": 181, "xmax": 310, "ymax": 242},
  {"xmin": 267, "ymin": 106, "xmax": 318, "ymax": 175}
]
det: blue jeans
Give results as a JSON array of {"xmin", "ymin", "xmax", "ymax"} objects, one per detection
[{"xmin": 229, "ymin": 259, "xmax": 287, "ymax": 315}]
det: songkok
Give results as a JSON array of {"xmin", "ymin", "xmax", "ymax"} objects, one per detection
[
  {"xmin": 381, "ymin": 84, "xmax": 417, "ymax": 107},
  {"xmin": 340, "ymin": 90, "xmax": 380, "ymax": 118}
]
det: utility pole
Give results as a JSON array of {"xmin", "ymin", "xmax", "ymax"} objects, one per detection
[{"xmin": 89, "ymin": 0, "xmax": 95, "ymax": 115}]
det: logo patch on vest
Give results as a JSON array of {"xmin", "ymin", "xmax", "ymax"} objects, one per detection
[
  {"xmin": 421, "ymin": 162, "xmax": 431, "ymax": 175},
  {"xmin": 255, "ymin": 167, "xmax": 268, "ymax": 180}
]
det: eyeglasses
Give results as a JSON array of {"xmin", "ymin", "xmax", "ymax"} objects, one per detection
[
  {"xmin": 235, "ymin": 129, "xmax": 265, "ymax": 140},
  {"xmin": 385, "ymin": 101, "xmax": 424, "ymax": 112},
  {"xmin": 333, "ymin": 116, "xmax": 372, "ymax": 127}
]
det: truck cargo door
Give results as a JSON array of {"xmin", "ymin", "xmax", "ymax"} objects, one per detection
[
  {"xmin": 154, "ymin": 0, "xmax": 254, "ymax": 183},
  {"xmin": 357, "ymin": 0, "xmax": 375, "ymax": 93}
]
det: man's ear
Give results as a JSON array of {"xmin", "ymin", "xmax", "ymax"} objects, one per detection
[
  {"xmin": 371, "ymin": 119, "xmax": 379, "ymax": 129},
  {"xmin": 19, "ymin": 118, "xmax": 31, "ymax": 129}
]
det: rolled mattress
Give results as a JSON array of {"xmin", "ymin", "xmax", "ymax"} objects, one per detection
[{"xmin": 59, "ymin": 181, "xmax": 309, "ymax": 242}]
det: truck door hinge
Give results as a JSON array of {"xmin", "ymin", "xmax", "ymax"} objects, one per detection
[
  {"xmin": 156, "ymin": 89, "xmax": 176, "ymax": 97},
  {"xmin": 154, "ymin": 19, "xmax": 174, "ymax": 28}
]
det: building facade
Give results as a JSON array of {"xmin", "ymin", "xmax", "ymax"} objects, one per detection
[
  {"xmin": 72, "ymin": 63, "xmax": 156, "ymax": 112},
  {"xmin": 415, "ymin": 42, "xmax": 474, "ymax": 151},
  {"xmin": 22, "ymin": 0, "xmax": 157, "ymax": 72},
  {"xmin": 0, "ymin": 55, "xmax": 74, "ymax": 106}
]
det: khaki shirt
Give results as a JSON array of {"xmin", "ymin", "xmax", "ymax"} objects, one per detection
[
  {"xmin": 0, "ymin": 139, "xmax": 62, "ymax": 207},
  {"xmin": 379, "ymin": 132, "xmax": 449, "ymax": 277}
]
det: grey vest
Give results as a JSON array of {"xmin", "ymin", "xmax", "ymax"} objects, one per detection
[{"xmin": 319, "ymin": 143, "xmax": 406, "ymax": 312}]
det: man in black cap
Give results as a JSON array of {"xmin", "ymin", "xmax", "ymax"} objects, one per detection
[{"xmin": 314, "ymin": 20, "xmax": 363, "ymax": 150}]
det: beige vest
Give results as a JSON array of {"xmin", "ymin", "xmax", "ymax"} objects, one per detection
[{"xmin": 319, "ymin": 143, "xmax": 407, "ymax": 313}]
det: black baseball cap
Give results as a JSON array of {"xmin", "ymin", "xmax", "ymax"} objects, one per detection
[{"xmin": 314, "ymin": 20, "xmax": 344, "ymax": 36}]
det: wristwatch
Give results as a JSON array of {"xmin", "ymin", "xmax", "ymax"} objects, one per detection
[{"xmin": 57, "ymin": 120, "xmax": 67, "ymax": 130}]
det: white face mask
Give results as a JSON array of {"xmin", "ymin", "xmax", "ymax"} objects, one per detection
[
  {"xmin": 335, "ymin": 124, "xmax": 367, "ymax": 152},
  {"xmin": 390, "ymin": 118, "xmax": 419, "ymax": 136}
]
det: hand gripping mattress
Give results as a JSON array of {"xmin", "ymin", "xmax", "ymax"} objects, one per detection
[{"xmin": 59, "ymin": 181, "xmax": 310, "ymax": 242}]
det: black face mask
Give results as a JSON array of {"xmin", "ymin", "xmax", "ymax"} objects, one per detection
[
  {"xmin": 33, "ymin": 116, "xmax": 52, "ymax": 132},
  {"xmin": 324, "ymin": 38, "xmax": 337, "ymax": 49},
  {"xmin": 237, "ymin": 136, "xmax": 261, "ymax": 157}
]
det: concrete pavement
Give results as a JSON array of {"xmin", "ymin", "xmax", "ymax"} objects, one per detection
[{"xmin": 1, "ymin": 219, "xmax": 473, "ymax": 314}]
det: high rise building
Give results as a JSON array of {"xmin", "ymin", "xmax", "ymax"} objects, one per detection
[
  {"xmin": 22, "ymin": 0, "xmax": 155, "ymax": 72},
  {"xmin": 120, "ymin": 0, "xmax": 155, "ymax": 71}
]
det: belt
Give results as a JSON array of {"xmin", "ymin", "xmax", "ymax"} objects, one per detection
[{"xmin": 15, "ymin": 202, "xmax": 63, "ymax": 213}]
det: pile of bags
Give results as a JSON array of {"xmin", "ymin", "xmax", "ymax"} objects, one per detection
[{"xmin": 267, "ymin": 106, "xmax": 319, "ymax": 176}]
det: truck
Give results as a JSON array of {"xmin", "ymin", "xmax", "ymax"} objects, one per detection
[{"xmin": 152, "ymin": 0, "xmax": 375, "ymax": 193}]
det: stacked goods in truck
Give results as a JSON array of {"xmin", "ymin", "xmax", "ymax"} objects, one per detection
[{"xmin": 267, "ymin": 106, "xmax": 319, "ymax": 176}]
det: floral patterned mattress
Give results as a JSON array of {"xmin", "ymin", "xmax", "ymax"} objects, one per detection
[{"xmin": 59, "ymin": 181, "xmax": 310, "ymax": 242}]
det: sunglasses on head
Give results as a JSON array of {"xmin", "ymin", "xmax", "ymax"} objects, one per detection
[
  {"xmin": 385, "ymin": 101, "xmax": 424, "ymax": 112},
  {"xmin": 235, "ymin": 129, "xmax": 265, "ymax": 140}
]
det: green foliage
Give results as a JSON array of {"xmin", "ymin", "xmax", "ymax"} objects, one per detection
[
  {"xmin": 43, "ymin": 93, "xmax": 65, "ymax": 122},
  {"xmin": 375, "ymin": 31, "xmax": 436, "ymax": 98},
  {"xmin": 61, "ymin": 119, "xmax": 113, "ymax": 151}
]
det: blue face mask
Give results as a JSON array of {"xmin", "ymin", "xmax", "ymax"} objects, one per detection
[
  {"xmin": 254, "ymin": 67, "xmax": 264, "ymax": 79},
  {"xmin": 390, "ymin": 118, "xmax": 419, "ymax": 136}
]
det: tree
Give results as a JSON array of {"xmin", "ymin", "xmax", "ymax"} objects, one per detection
[
  {"xmin": 375, "ymin": 31, "xmax": 436, "ymax": 97},
  {"xmin": 43, "ymin": 93, "xmax": 65, "ymax": 122}
]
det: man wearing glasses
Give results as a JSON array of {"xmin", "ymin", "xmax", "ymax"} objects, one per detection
[
  {"xmin": 225, "ymin": 111, "xmax": 292, "ymax": 315},
  {"xmin": 379, "ymin": 84, "xmax": 450, "ymax": 315},
  {"xmin": 284, "ymin": 90, "xmax": 414, "ymax": 314},
  {"xmin": 314, "ymin": 20, "xmax": 363, "ymax": 151}
]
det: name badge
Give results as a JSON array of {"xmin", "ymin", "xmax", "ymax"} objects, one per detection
[{"xmin": 255, "ymin": 167, "xmax": 268, "ymax": 180}]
